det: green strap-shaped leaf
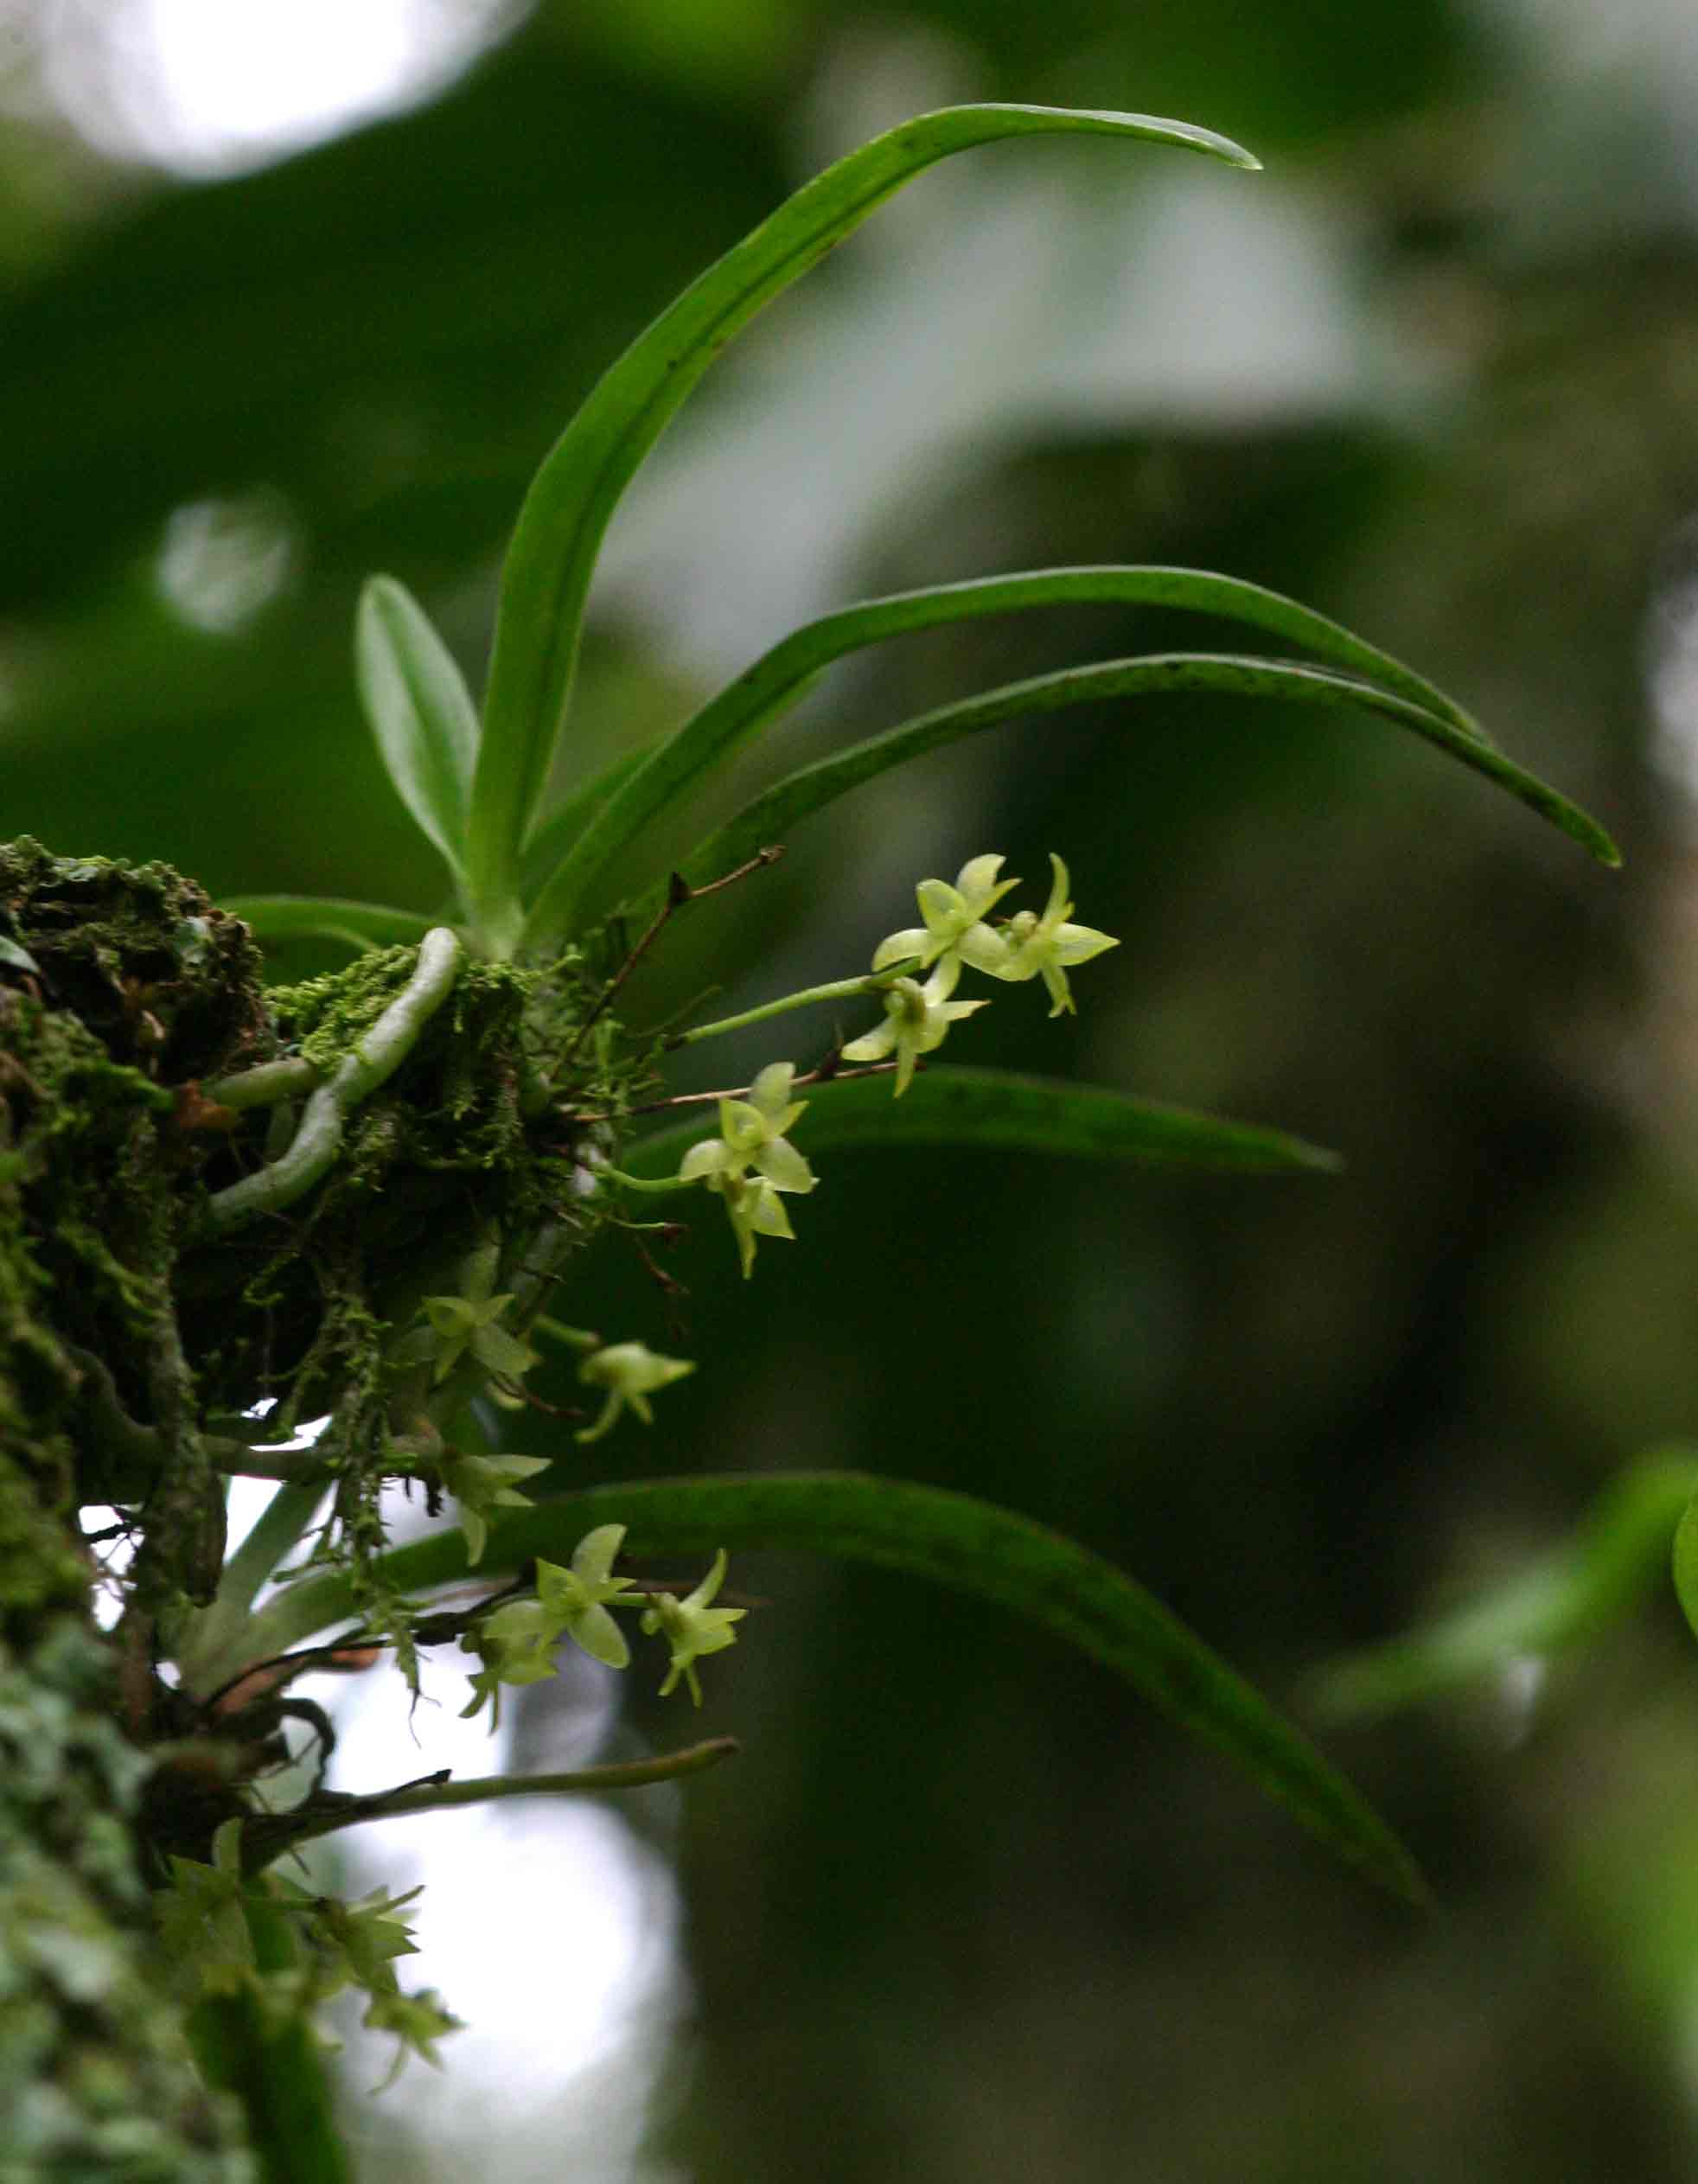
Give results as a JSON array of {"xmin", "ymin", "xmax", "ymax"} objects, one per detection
[
  {"xmin": 220, "ymin": 895, "xmax": 437, "ymax": 954},
  {"xmin": 629, "ymin": 652, "xmax": 1618, "ymax": 924},
  {"xmin": 1318, "ymin": 1450, "xmax": 1698, "ymax": 1723},
  {"xmin": 355, "ymin": 576, "xmax": 479, "ymax": 889},
  {"xmin": 525, "ymin": 566, "xmax": 1490, "ymax": 945},
  {"xmin": 187, "ymin": 1899, "xmax": 351, "ymax": 2184},
  {"xmin": 241, "ymin": 1472, "xmax": 1425, "ymax": 1905},
  {"xmin": 622, "ymin": 1065, "xmax": 1340, "ymax": 1179},
  {"xmin": 465, "ymin": 103, "xmax": 1260, "ymax": 936}
]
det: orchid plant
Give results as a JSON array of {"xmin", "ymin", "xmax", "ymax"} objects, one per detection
[{"xmin": 6, "ymin": 99, "xmax": 1621, "ymax": 2180}]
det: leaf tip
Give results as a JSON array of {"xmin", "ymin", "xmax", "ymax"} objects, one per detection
[{"xmin": 1386, "ymin": 1853, "xmax": 1437, "ymax": 1915}]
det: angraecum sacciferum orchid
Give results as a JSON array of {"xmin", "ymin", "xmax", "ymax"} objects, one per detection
[{"xmin": 0, "ymin": 101, "xmax": 1618, "ymax": 2180}]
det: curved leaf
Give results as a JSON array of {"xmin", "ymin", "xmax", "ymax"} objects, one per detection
[
  {"xmin": 1669, "ymin": 1464, "xmax": 1698, "ymax": 1646},
  {"xmin": 242, "ymin": 1472, "xmax": 1425, "ymax": 1905},
  {"xmin": 622, "ymin": 1065, "xmax": 1341, "ymax": 1180},
  {"xmin": 354, "ymin": 576, "xmax": 479, "ymax": 887},
  {"xmin": 526, "ymin": 566, "xmax": 1491, "ymax": 944},
  {"xmin": 465, "ymin": 102, "xmax": 1260, "ymax": 930},
  {"xmin": 1318, "ymin": 1450, "xmax": 1698, "ymax": 1723},
  {"xmin": 220, "ymin": 895, "xmax": 437, "ymax": 954},
  {"xmin": 629, "ymin": 653, "xmax": 1619, "ymax": 924}
]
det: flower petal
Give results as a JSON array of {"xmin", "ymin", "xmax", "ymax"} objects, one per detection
[
  {"xmin": 915, "ymin": 878, "xmax": 968, "ymax": 934},
  {"xmin": 957, "ymin": 923, "xmax": 1026, "ymax": 980},
  {"xmin": 922, "ymin": 955, "xmax": 964, "ymax": 1002},
  {"xmin": 565, "ymin": 1601, "xmax": 632, "ymax": 1670},
  {"xmin": 748, "ymin": 1183, "xmax": 795, "ymax": 1240},
  {"xmin": 750, "ymin": 1061, "xmax": 797, "ymax": 1117},
  {"xmin": 872, "ymin": 926, "xmax": 932, "ymax": 972},
  {"xmin": 1042, "ymin": 852, "xmax": 1072, "ymax": 924},
  {"xmin": 954, "ymin": 853, "xmax": 1021, "ymax": 916},
  {"xmin": 571, "ymin": 1523, "xmax": 628, "ymax": 1587},
  {"xmin": 679, "ymin": 1137, "xmax": 731, "ymax": 1183},
  {"xmin": 842, "ymin": 1019, "xmax": 898, "ymax": 1063},
  {"xmin": 470, "ymin": 1321, "xmax": 537, "ymax": 1380},
  {"xmin": 755, "ymin": 1135, "xmax": 816, "ymax": 1194},
  {"xmin": 1050, "ymin": 922, "xmax": 1119, "ymax": 967}
]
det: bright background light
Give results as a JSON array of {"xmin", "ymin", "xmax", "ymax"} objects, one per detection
[
  {"xmin": 43, "ymin": 0, "xmax": 524, "ymax": 176},
  {"xmin": 220, "ymin": 1474, "xmax": 689, "ymax": 2183}
]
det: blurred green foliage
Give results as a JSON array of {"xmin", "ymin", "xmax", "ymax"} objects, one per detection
[{"xmin": 10, "ymin": 0, "xmax": 1698, "ymax": 2176}]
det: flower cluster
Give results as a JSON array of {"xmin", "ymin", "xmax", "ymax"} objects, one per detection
[
  {"xmin": 866, "ymin": 851, "xmax": 1119, "ymax": 1025},
  {"xmin": 667, "ymin": 852, "xmax": 1116, "ymax": 1271},
  {"xmin": 460, "ymin": 1523, "xmax": 638, "ymax": 1724},
  {"xmin": 397, "ymin": 1270, "xmax": 697, "ymax": 1561},
  {"xmin": 458, "ymin": 1523, "xmax": 747, "ymax": 1723},
  {"xmin": 154, "ymin": 1818, "xmax": 461, "ymax": 2085},
  {"xmin": 847, "ymin": 849, "xmax": 1117, "ymax": 1086}
]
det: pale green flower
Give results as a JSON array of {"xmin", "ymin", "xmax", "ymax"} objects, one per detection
[
  {"xmin": 459, "ymin": 1525, "xmax": 641, "ymax": 1721},
  {"xmin": 311, "ymin": 1883, "xmax": 425, "ymax": 1994},
  {"xmin": 959, "ymin": 853, "xmax": 1119, "ymax": 1016},
  {"xmin": 841, "ymin": 954, "xmax": 989, "ymax": 1095},
  {"xmin": 437, "ymin": 1448, "xmax": 552, "ymax": 1566},
  {"xmin": 405, "ymin": 1240, "xmax": 538, "ymax": 1390},
  {"xmin": 576, "ymin": 1340, "xmax": 696, "ymax": 1443},
  {"xmin": 457, "ymin": 1598, "xmax": 560, "ymax": 1725},
  {"xmin": 678, "ymin": 1060, "xmax": 815, "ymax": 1195},
  {"xmin": 641, "ymin": 1548, "xmax": 746, "ymax": 1705},
  {"xmin": 535, "ymin": 1525, "xmax": 640, "ymax": 1668},
  {"xmin": 871, "ymin": 853, "xmax": 1020, "ymax": 973},
  {"xmin": 678, "ymin": 1060, "xmax": 814, "ymax": 1273},
  {"xmin": 362, "ymin": 1985, "xmax": 461, "ymax": 2082}
]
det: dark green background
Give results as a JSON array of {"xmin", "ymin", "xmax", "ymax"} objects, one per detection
[{"xmin": 10, "ymin": 1, "xmax": 1698, "ymax": 2174}]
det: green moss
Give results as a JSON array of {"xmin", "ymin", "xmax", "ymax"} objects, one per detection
[
  {"xmin": 0, "ymin": 838, "xmax": 268, "ymax": 1086},
  {"xmin": 0, "ymin": 841, "xmax": 636, "ymax": 1543},
  {"xmin": 267, "ymin": 943, "xmax": 423, "ymax": 1073},
  {"xmin": 0, "ymin": 835, "xmax": 653, "ymax": 2155}
]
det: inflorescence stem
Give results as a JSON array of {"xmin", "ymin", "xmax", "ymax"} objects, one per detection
[
  {"xmin": 256, "ymin": 1740, "xmax": 741, "ymax": 1862},
  {"xmin": 668, "ymin": 955, "xmax": 921, "ymax": 1050}
]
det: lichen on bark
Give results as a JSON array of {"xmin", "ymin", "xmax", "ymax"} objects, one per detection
[{"xmin": 0, "ymin": 1619, "xmax": 255, "ymax": 2181}]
